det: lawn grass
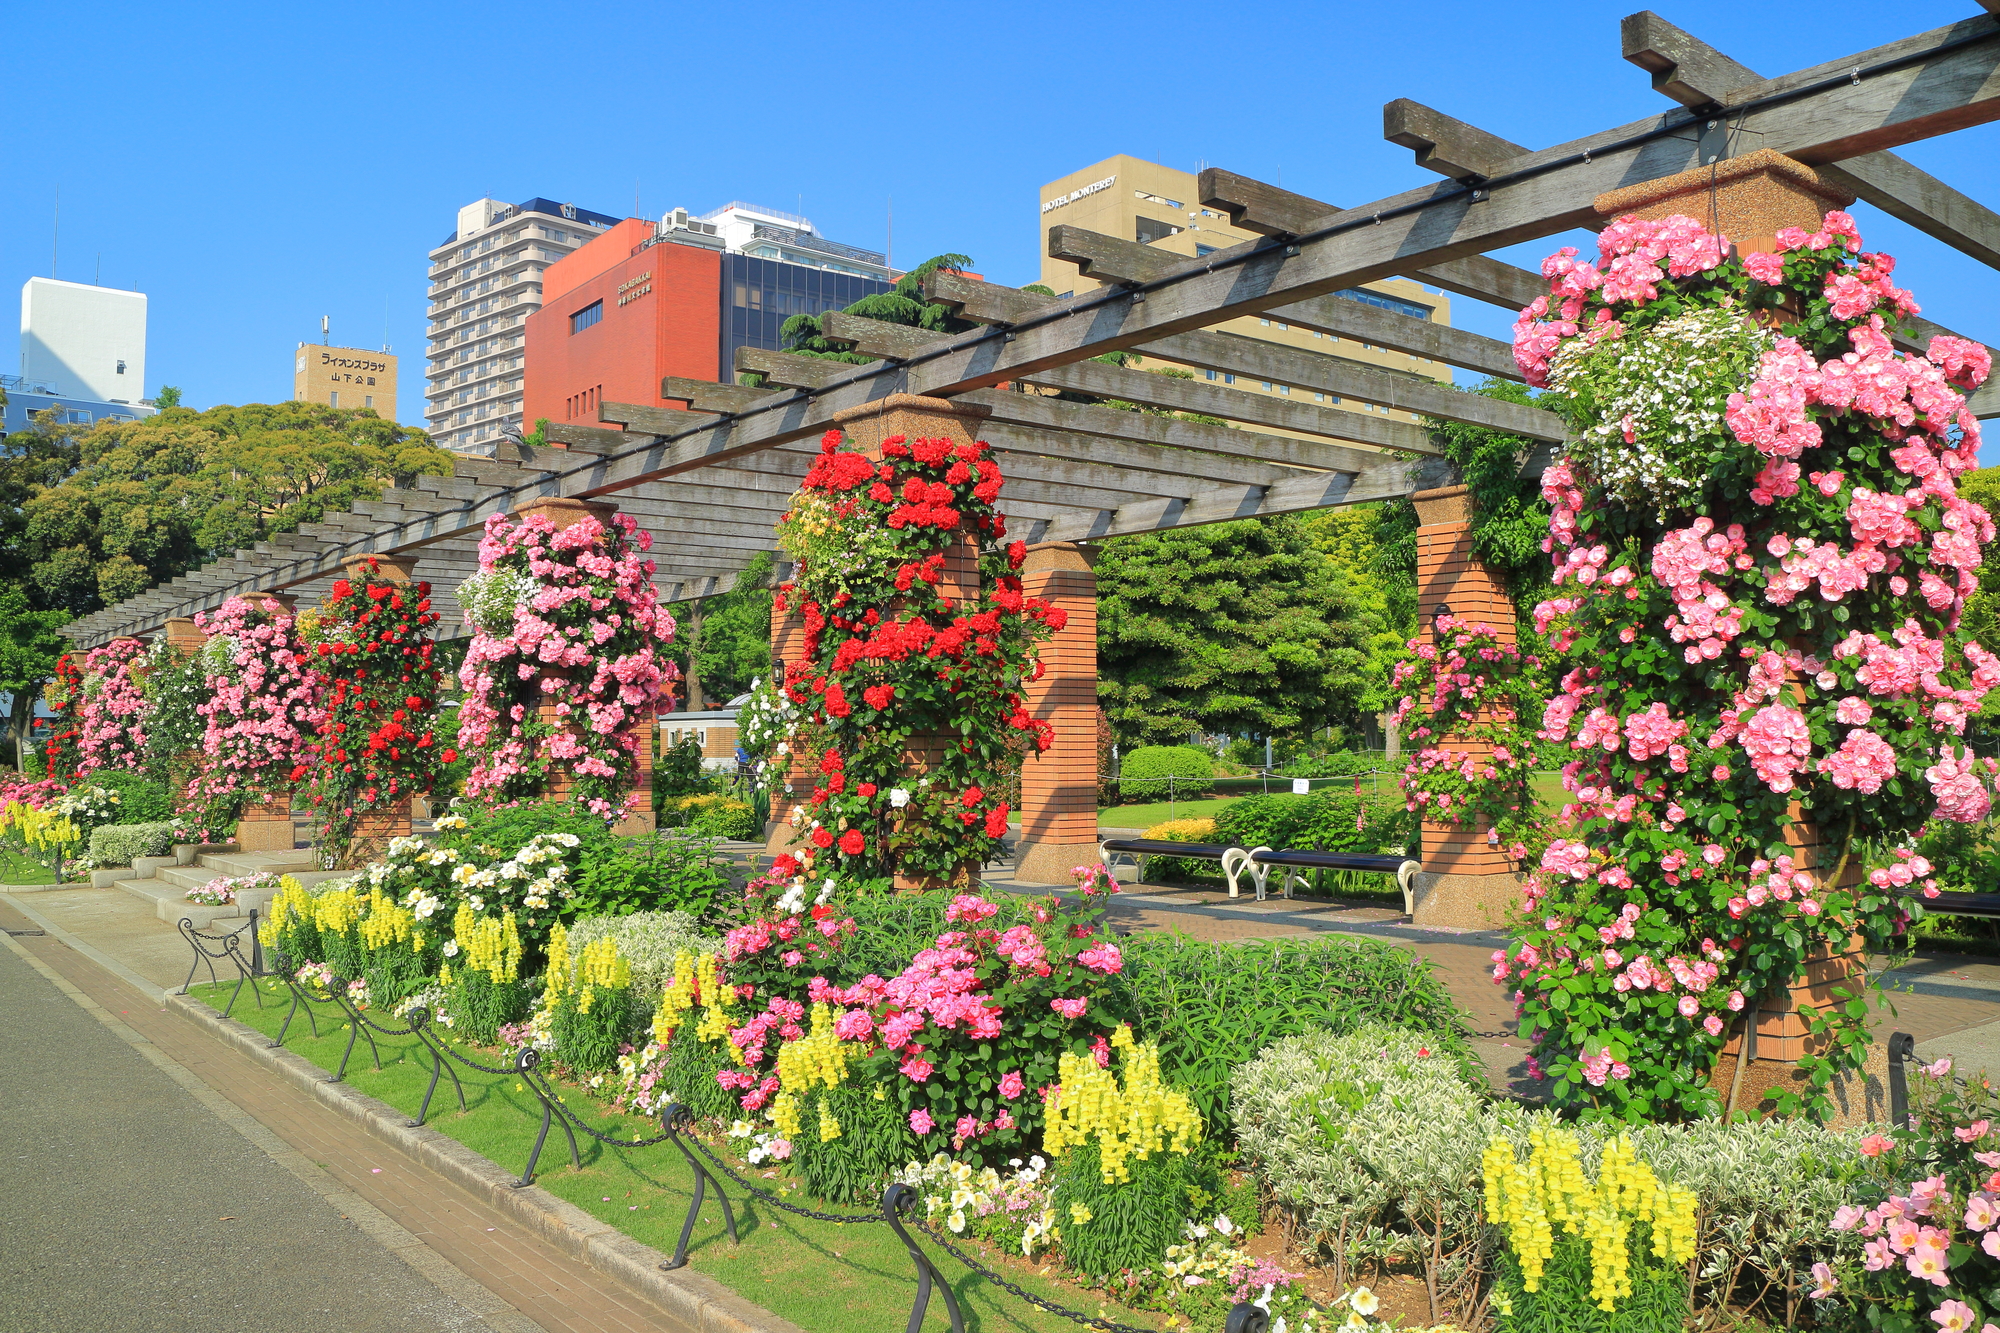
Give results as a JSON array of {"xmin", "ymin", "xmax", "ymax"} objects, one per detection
[
  {"xmin": 190, "ymin": 978, "xmax": 1174, "ymax": 1333},
  {"xmin": 1097, "ymin": 796, "xmax": 1241, "ymax": 829},
  {"xmin": 0, "ymin": 847, "xmax": 58, "ymax": 885}
]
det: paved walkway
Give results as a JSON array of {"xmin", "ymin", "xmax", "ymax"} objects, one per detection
[{"xmin": 0, "ymin": 893, "xmax": 691, "ymax": 1333}]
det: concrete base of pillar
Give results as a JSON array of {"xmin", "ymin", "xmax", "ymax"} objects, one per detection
[
  {"xmin": 235, "ymin": 816, "xmax": 296, "ymax": 854},
  {"xmin": 764, "ymin": 820, "xmax": 802, "ymax": 858},
  {"xmin": 1014, "ymin": 840, "xmax": 1098, "ymax": 888},
  {"xmin": 1409, "ymin": 869, "xmax": 1517, "ymax": 929},
  {"xmin": 1706, "ymin": 1040, "xmax": 1889, "ymax": 1129}
]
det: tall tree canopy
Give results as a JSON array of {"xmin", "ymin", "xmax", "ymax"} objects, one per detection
[
  {"xmin": 1094, "ymin": 516, "xmax": 1375, "ymax": 749},
  {"xmin": 668, "ymin": 551, "xmax": 775, "ymax": 710},
  {"xmin": 20, "ymin": 402, "xmax": 454, "ymax": 614}
]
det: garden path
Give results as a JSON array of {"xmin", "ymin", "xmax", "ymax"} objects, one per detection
[{"xmin": 0, "ymin": 890, "xmax": 705, "ymax": 1333}]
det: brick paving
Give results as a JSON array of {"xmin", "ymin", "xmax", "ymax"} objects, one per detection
[{"xmin": 0, "ymin": 894, "xmax": 683, "ymax": 1333}]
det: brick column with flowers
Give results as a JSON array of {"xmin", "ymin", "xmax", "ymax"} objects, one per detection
[
  {"xmin": 1494, "ymin": 150, "xmax": 1995, "ymax": 1122},
  {"xmin": 233, "ymin": 591, "xmax": 301, "ymax": 850},
  {"xmin": 751, "ymin": 393, "xmax": 1065, "ymax": 892}
]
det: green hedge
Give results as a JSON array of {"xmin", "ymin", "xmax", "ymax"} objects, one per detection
[
  {"xmin": 89, "ymin": 771, "xmax": 174, "ymax": 823},
  {"xmin": 88, "ymin": 822, "xmax": 178, "ymax": 865},
  {"xmin": 1212, "ymin": 790, "xmax": 1413, "ymax": 856},
  {"xmin": 1117, "ymin": 745, "xmax": 1215, "ymax": 800}
]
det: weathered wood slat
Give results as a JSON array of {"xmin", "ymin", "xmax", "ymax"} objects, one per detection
[
  {"xmin": 1383, "ymin": 99, "xmax": 1531, "ymax": 181},
  {"xmin": 1621, "ymin": 9, "xmax": 1761, "ymax": 108},
  {"xmin": 817, "ymin": 313, "xmax": 950, "ymax": 360},
  {"xmin": 598, "ymin": 402, "xmax": 728, "ymax": 435},
  {"xmin": 1034, "ymin": 459, "xmax": 1434, "ymax": 545},
  {"xmin": 734, "ymin": 347, "xmax": 870, "ymax": 389},
  {"xmin": 658, "ymin": 379, "xmax": 780, "ymax": 414}
]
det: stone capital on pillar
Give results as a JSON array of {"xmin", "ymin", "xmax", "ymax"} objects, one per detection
[
  {"xmin": 829, "ymin": 393, "xmax": 992, "ymax": 455},
  {"xmin": 339, "ymin": 551, "xmax": 421, "ymax": 585},
  {"xmin": 512, "ymin": 495, "xmax": 619, "ymax": 531},
  {"xmin": 241, "ymin": 590, "xmax": 298, "ymax": 618},
  {"xmin": 163, "ymin": 617, "xmax": 207, "ymax": 655},
  {"xmin": 1593, "ymin": 148, "xmax": 1855, "ymax": 259}
]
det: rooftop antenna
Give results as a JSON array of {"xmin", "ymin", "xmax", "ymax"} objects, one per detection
[
  {"xmin": 321, "ymin": 315, "xmax": 330, "ymax": 346},
  {"xmin": 52, "ymin": 183, "xmax": 58, "ymax": 278},
  {"xmin": 95, "ymin": 254, "xmax": 101, "ymax": 286},
  {"xmin": 886, "ymin": 195, "xmax": 893, "ymax": 273}
]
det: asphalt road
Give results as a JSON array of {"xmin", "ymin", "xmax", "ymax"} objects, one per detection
[{"xmin": 0, "ymin": 941, "xmax": 490, "ymax": 1333}]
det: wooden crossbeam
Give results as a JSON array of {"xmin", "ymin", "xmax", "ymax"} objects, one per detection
[
  {"xmin": 1623, "ymin": 11, "xmax": 2000, "ymax": 274},
  {"xmin": 1383, "ymin": 99, "xmax": 1532, "ymax": 182},
  {"xmin": 1032, "ymin": 457, "xmax": 1448, "ymax": 545}
]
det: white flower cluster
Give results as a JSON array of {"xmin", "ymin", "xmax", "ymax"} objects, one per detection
[
  {"xmin": 392, "ymin": 983, "xmax": 456, "ymax": 1029},
  {"xmin": 53, "ymin": 785, "xmax": 121, "ymax": 826},
  {"xmin": 894, "ymin": 1153, "xmax": 1055, "ymax": 1252},
  {"xmin": 372, "ymin": 830, "xmax": 579, "ymax": 924},
  {"xmin": 1547, "ymin": 306, "xmax": 1772, "ymax": 514},
  {"xmin": 455, "ymin": 569, "xmax": 539, "ymax": 638}
]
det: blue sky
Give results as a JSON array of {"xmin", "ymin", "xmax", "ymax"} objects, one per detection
[{"xmin": 6, "ymin": 0, "xmax": 1995, "ymax": 421}]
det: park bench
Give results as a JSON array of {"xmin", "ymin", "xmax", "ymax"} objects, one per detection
[{"xmin": 1097, "ymin": 838, "xmax": 1423, "ymax": 913}]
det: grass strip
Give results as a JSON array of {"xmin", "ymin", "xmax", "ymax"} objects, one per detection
[
  {"xmin": 190, "ymin": 978, "xmax": 1173, "ymax": 1333},
  {"xmin": 0, "ymin": 848, "xmax": 59, "ymax": 885}
]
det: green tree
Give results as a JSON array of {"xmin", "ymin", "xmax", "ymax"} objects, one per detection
[
  {"xmin": 0, "ymin": 587, "xmax": 70, "ymax": 769},
  {"xmin": 152, "ymin": 386, "xmax": 182, "ymax": 408},
  {"xmin": 1302, "ymin": 503, "xmax": 1416, "ymax": 715},
  {"xmin": 21, "ymin": 402, "xmax": 456, "ymax": 614},
  {"xmin": 668, "ymin": 551, "xmax": 774, "ymax": 710},
  {"xmin": 1095, "ymin": 517, "xmax": 1373, "ymax": 749},
  {"xmin": 1959, "ymin": 465, "xmax": 2000, "ymax": 728}
]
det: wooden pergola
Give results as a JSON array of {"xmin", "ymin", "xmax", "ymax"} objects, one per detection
[{"xmin": 61, "ymin": 9, "xmax": 2000, "ymax": 893}]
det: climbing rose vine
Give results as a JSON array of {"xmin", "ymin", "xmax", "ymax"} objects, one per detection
[
  {"xmin": 746, "ymin": 429, "xmax": 1065, "ymax": 886},
  {"xmin": 73, "ymin": 637, "xmax": 151, "ymax": 775},
  {"xmin": 180, "ymin": 597, "xmax": 324, "ymax": 838},
  {"xmin": 1499, "ymin": 210, "xmax": 1995, "ymax": 1120},
  {"xmin": 1392, "ymin": 615, "xmax": 1540, "ymax": 857},
  {"xmin": 41, "ymin": 652, "xmax": 86, "ymax": 781},
  {"xmin": 305, "ymin": 560, "xmax": 450, "ymax": 860},
  {"xmin": 456, "ymin": 508, "xmax": 677, "ymax": 818}
]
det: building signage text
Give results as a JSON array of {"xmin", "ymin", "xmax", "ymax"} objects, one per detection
[
  {"xmin": 1041, "ymin": 174, "xmax": 1117, "ymax": 214},
  {"xmin": 319, "ymin": 351, "xmax": 390, "ymax": 374},
  {"xmin": 617, "ymin": 270, "xmax": 653, "ymax": 306}
]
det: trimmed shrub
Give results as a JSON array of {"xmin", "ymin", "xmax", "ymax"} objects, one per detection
[
  {"xmin": 660, "ymin": 792, "xmax": 759, "ymax": 841},
  {"xmin": 1212, "ymin": 789, "xmax": 1413, "ymax": 856},
  {"xmin": 1121, "ymin": 934, "xmax": 1469, "ymax": 1132},
  {"xmin": 564, "ymin": 910, "xmax": 716, "ymax": 1000},
  {"xmin": 87, "ymin": 821, "xmax": 177, "ymax": 865},
  {"xmin": 90, "ymin": 771, "xmax": 173, "ymax": 824},
  {"xmin": 569, "ymin": 834, "xmax": 732, "ymax": 921},
  {"xmin": 1117, "ymin": 745, "xmax": 1214, "ymax": 800},
  {"xmin": 1141, "ymin": 817, "xmax": 1218, "ymax": 842}
]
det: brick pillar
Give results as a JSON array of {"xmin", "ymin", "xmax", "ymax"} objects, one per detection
[
  {"xmin": 1595, "ymin": 150, "xmax": 1886, "ymax": 1124},
  {"xmin": 1407, "ymin": 484, "xmax": 1519, "ymax": 927},
  {"xmin": 163, "ymin": 617, "xmax": 207, "ymax": 656},
  {"xmin": 762, "ymin": 395, "xmax": 994, "ymax": 888},
  {"xmin": 240, "ymin": 590, "xmax": 297, "ymax": 618},
  {"xmin": 1014, "ymin": 543, "xmax": 1099, "ymax": 886},
  {"xmin": 339, "ymin": 552, "xmax": 420, "ymax": 585},
  {"xmin": 764, "ymin": 571, "xmax": 813, "ymax": 856}
]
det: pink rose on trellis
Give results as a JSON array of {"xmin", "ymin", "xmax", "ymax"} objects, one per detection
[
  {"xmin": 180, "ymin": 598, "xmax": 323, "ymax": 834},
  {"xmin": 457, "ymin": 508, "xmax": 677, "ymax": 817},
  {"xmin": 74, "ymin": 638, "xmax": 150, "ymax": 774}
]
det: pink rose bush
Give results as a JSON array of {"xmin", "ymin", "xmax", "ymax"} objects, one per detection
[
  {"xmin": 72, "ymin": 638, "xmax": 150, "ymax": 774},
  {"xmin": 1392, "ymin": 616, "xmax": 1541, "ymax": 860},
  {"xmin": 700, "ymin": 877, "xmax": 1129, "ymax": 1165},
  {"xmin": 1821, "ymin": 1065, "xmax": 2000, "ymax": 1331},
  {"xmin": 456, "ymin": 508, "xmax": 677, "ymax": 818},
  {"xmin": 1501, "ymin": 212, "xmax": 1997, "ymax": 1119},
  {"xmin": 179, "ymin": 597, "xmax": 323, "ymax": 838}
]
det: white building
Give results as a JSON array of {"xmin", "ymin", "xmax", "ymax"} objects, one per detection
[
  {"xmin": 692, "ymin": 202, "xmax": 891, "ymax": 281},
  {"xmin": 19, "ymin": 278, "xmax": 147, "ymax": 404},
  {"xmin": 425, "ymin": 196, "xmax": 621, "ymax": 455}
]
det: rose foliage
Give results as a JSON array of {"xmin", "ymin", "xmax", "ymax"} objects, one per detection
[
  {"xmin": 1497, "ymin": 211, "xmax": 1996, "ymax": 1120},
  {"xmin": 1393, "ymin": 615, "xmax": 1540, "ymax": 858},
  {"xmin": 72, "ymin": 637, "xmax": 150, "ymax": 775},
  {"xmin": 748, "ymin": 429, "xmax": 1065, "ymax": 884},
  {"xmin": 180, "ymin": 596, "xmax": 323, "ymax": 839}
]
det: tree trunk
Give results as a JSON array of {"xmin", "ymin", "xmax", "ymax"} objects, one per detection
[{"xmin": 681, "ymin": 599, "xmax": 705, "ymax": 712}]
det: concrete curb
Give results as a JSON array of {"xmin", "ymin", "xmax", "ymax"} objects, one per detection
[
  {"xmin": 0, "ymin": 880, "xmax": 92, "ymax": 893},
  {"xmin": 167, "ymin": 990, "xmax": 809, "ymax": 1333}
]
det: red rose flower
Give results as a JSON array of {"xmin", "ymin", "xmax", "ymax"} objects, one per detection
[{"xmin": 812, "ymin": 826, "xmax": 835, "ymax": 849}]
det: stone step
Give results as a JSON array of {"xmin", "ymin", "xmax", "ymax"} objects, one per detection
[{"xmin": 192, "ymin": 849, "xmax": 319, "ymax": 879}]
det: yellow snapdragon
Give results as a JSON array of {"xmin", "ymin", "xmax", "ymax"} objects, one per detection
[
  {"xmin": 774, "ymin": 1003, "xmax": 848, "ymax": 1093},
  {"xmin": 1042, "ymin": 1026, "xmax": 1201, "ymax": 1183},
  {"xmin": 574, "ymin": 936, "xmax": 629, "ymax": 1015},
  {"xmin": 359, "ymin": 888, "xmax": 416, "ymax": 952},
  {"xmin": 452, "ymin": 902, "xmax": 522, "ymax": 983},
  {"xmin": 1483, "ymin": 1127, "xmax": 1697, "ymax": 1312}
]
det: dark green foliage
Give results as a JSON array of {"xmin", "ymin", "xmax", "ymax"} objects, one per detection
[
  {"xmin": 835, "ymin": 891, "xmax": 1038, "ymax": 983},
  {"xmin": 1050, "ymin": 1142, "xmax": 1223, "ymax": 1278},
  {"xmin": 550, "ymin": 985, "xmax": 642, "ymax": 1074},
  {"xmin": 654, "ymin": 738, "xmax": 709, "ymax": 800},
  {"xmin": 663, "ymin": 1026, "xmax": 738, "ymax": 1123},
  {"xmin": 448, "ymin": 968, "xmax": 532, "ymax": 1047},
  {"xmin": 363, "ymin": 939, "xmax": 433, "ymax": 1009},
  {"xmin": 319, "ymin": 923, "xmax": 365, "ymax": 984},
  {"xmin": 90, "ymin": 770, "xmax": 172, "ymax": 822},
  {"xmin": 1116, "ymin": 745, "xmax": 1215, "ymax": 800},
  {"xmin": 444, "ymin": 801, "xmax": 619, "ymax": 866},
  {"xmin": 789, "ymin": 1085, "xmax": 920, "ymax": 1204},
  {"xmin": 673, "ymin": 551, "xmax": 775, "ymax": 707},
  {"xmin": 780, "ymin": 255, "xmax": 977, "ymax": 363},
  {"xmin": 1493, "ymin": 1234, "xmax": 1689, "ymax": 1333},
  {"xmin": 1424, "ymin": 379, "xmax": 1554, "ymax": 599},
  {"xmin": 658, "ymin": 793, "xmax": 759, "ymax": 841},
  {"xmin": 1095, "ymin": 516, "xmax": 1376, "ymax": 750},
  {"xmin": 1212, "ymin": 790, "xmax": 1414, "ymax": 856},
  {"xmin": 569, "ymin": 833, "xmax": 732, "ymax": 922},
  {"xmin": 142, "ymin": 646, "xmax": 208, "ymax": 771},
  {"xmin": 1117, "ymin": 934, "xmax": 1470, "ymax": 1132}
]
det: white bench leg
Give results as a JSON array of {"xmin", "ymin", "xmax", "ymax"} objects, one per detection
[{"xmin": 1397, "ymin": 860, "xmax": 1420, "ymax": 917}]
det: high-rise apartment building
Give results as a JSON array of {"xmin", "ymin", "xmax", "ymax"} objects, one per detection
[
  {"xmin": 294, "ymin": 343, "xmax": 398, "ymax": 419},
  {"xmin": 522, "ymin": 202, "xmax": 893, "ymax": 433},
  {"xmin": 425, "ymin": 197, "xmax": 622, "ymax": 454},
  {"xmin": 1037, "ymin": 156, "xmax": 1454, "ymax": 426}
]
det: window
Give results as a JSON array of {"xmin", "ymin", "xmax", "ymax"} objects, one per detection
[
  {"xmin": 116, "ymin": 359, "xmax": 126, "ymax": 374},
  {"xmin": 1225, "ymin": 373, "xmax": 1236, "ymax": 385},
  {"xmin": 1276, "ymin": 323, "xmax": 1288, "ymax": 331},
  {"xmin": 1204, "ymin": 369, "xmax": 1218, "ymax": 381},
  {"xmin": 570, "ymin": 300, "xmax": 603, "ymax": 334},
  {"xmin": 1259, "ymin": 318, "xmax": 1270, "ymax": 327},
  {"xmin": 364, "ymin": 395, "xmax": 374, "ymax": 409},
  {"xmin": 1134, "ymin": 216, "xmax": 1180, "ymax": 244},
  {"xmin": 1261, "ymin": 381, "xmax": 1272, "ymax": 391},
  {"xmin": 329, "ymin": 391, "xmax": 338, "ymax": 407},
  {"xmin": 1195, "ymin": 244, "xmax": 1218, "ymax": 257},
  {"xmin": 1134, "ymin": 189, "xmax": 1184, "ymax": 210},
  {"xmin": 1336, "ymin": 287, "xmax": 1434, "ymax": 320},
  {"xmin": 1314, "ymin": 392, "xmax": 1325, "ymax": 402},
  {"xmin": 1276, "ymin": 384, "xmax": 1290, "ymax": 395}
]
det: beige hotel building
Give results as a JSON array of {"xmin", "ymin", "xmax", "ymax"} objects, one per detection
[{"xmin": 1035, "ymin": 155, "xmax": 1454, "ymax": 425}]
